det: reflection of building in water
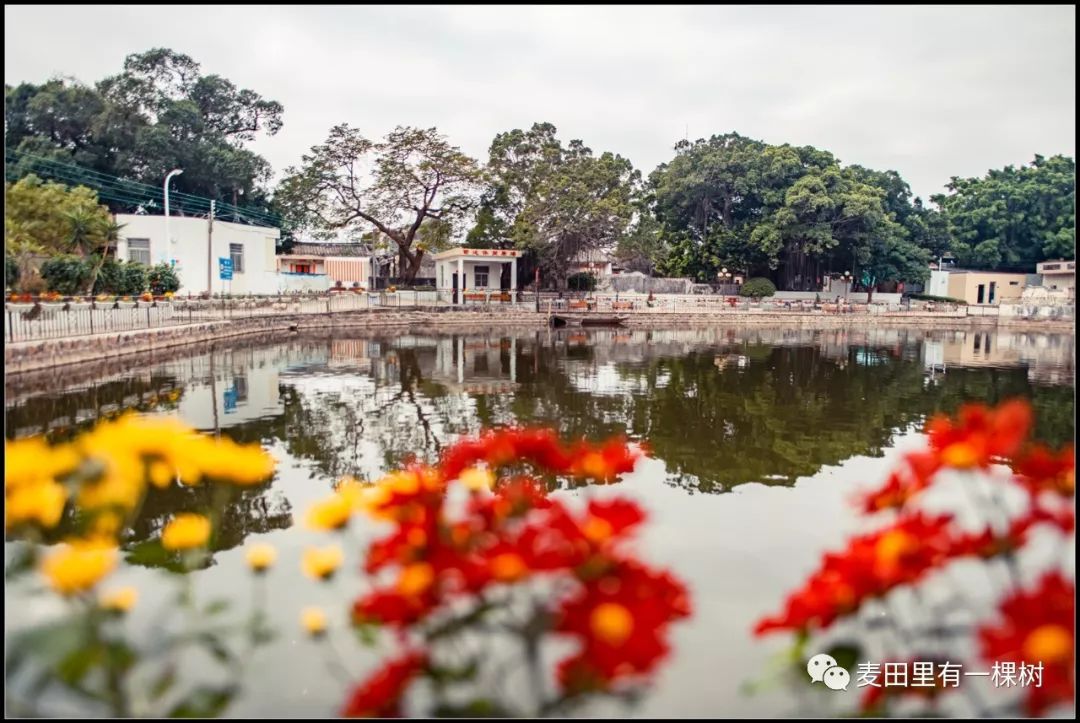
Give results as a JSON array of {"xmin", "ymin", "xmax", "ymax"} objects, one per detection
[
  {"xmin": 169, "ymin": 345, "xmax": 325, "ymax": 430},
  {"xmin": 431, "ymin": 336, "xmax": 519, "ymax": 393},
  {"xmin": 328, "ymin": 339, "xmax": 375, "ymax": 373},
  {"xmin": 917, "ymin": 330, "xmax": 1075, "ymax": 387}
]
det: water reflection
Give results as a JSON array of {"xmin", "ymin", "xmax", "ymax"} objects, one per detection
[
  {"xmin": 4, "ymin": 326, "xmax": 1074, "ymax": 716},
  {"xmin": 7, "ymin": 329, "xmax": 1074, "ymax": 494}
]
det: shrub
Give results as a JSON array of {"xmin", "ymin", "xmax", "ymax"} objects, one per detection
[
  {"xmin": 147, "ymin": 262, "xmax": 181, "ymax": 295},
  {"xmin": 739, "ymin": 277, "xmax": 777, "ymax": 298},
  {"xmin": 906, "ymin": 293, "xmax": 967, "ymax": 304},
  {"xmin": 567, "ymin": 271, "xmax": 597, "ymax": 291},
  {"xmin": 40, "ymin": 255, "xmax": 92, "ymax": 296},
  {"xmin": 95, "ymin": 259, "xmax": 148, "ymax": 296}
]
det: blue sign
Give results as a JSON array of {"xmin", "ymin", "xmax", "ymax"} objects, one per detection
[
  {"xmin": 219, "ymin": 257, "xmax": 233, "ymax": 280},
  {"xmin": 223, "ymin": 386, "xmax": 237, "ymax": 414}
]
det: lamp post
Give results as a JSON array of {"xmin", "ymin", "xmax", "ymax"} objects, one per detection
[
  {"xmin": 163, "ymin": 169, "xmax": 183, "ymax": 265},
  {"xmin": 843, "ymin": 270, "xmax": 852, "ymax": 303}
]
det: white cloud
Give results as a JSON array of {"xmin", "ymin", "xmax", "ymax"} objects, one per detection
[{"xmin": 4, "ymin": 4, "xmax": 1074, "ymax": 200}]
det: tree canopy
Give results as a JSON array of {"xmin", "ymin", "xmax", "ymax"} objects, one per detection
[
  {"xmin": 468, "ymin": 122, "xmax": 639, "ymax": 287},
  {"xmin": 931, "ymin": 154, "xmax": 1075, "ymax": 270},
  {"xmin": 5, "ymin": 48, "xmax": 283, "ymax": 214},
  {"xmin": 275, "ymin": 125, "xmax": 481, "ymax": 280}
]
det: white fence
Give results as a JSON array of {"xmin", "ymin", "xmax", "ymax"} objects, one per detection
[
  {"xmin": 5, "ymin": 302, "xmax": 181, "ymax": 342},
  {"xmin": 6, "ymin": 293, "xmax": 1073, "ymax": 343}
]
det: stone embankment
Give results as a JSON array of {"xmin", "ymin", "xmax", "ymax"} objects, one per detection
[{"xmin": 5, "ymin": 307, "xmax": 1073, "ymax": 375}]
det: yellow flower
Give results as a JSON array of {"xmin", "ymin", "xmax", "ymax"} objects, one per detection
[
  {"xmin": 161, "ymin": 513, "xmax": 212, "ymax": 551},
  {"xmin": 5, "ymin": 478, "xmax": 67, "ymax": 530},
  {"xmin": 5, "ymin": 438, "xmax": 80, "ymax": 491},
  {"xmin": 148, "ymin": 460, "xmax": 175, "ymax": 489},
  {"xmin": 41, "ymin": 540, "xmax": 117, "ymax": 595},
  {"xmin": 200, "ymin": 438, "xmax": 275, "ymax": 486},
  {"xmin": 246, "ymin": 543, "xmax": 277, "ymax": 573},
  {"xmin": 302, "ymin": 545, "xmax": 343, "ymax": 581},
  {"xmin": 459, "ymin": 465, "xmax": 495, "ymax": 491},
  {"xmin": 305, "ymin": 493, "xmax": 353, "ymax": 531},
  {"xmin": 100, "ymin": 586, "xmax": 138, "ymax": 613},
  {"xmin": 301, "ymin": 607, "xmax": 328, "ymax": 637}
]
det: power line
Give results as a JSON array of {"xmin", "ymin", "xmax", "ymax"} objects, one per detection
[{"xmin": 5, "ymin": 150, "xmax": 281, "ymax": 228}]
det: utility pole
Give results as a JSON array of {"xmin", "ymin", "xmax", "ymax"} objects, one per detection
[{"xmin": 207, "ymin": 200, "xmax": 215, "ymax": 298}]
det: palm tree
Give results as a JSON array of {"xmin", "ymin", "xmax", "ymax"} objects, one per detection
[
  {"xmin": 62, "ymin": 207, "xmax": 107, "ymax": 258},
  {"xmin": 85, "ymin": 218, "xmax": 126, "ymax": 295}
]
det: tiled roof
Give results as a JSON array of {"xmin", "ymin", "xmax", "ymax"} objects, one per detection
[{"xmin": 290, "ymin": 243, "xmax": 373, "ymax": 257}]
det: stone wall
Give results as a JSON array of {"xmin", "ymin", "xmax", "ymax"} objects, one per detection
[{"xmin": 5, "ymin": 306, "xmax": 1071, "ymax": 376}]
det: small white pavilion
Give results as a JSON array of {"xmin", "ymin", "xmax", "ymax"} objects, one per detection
[{"xmin": 433, "ymin": 247, "xmax": 521, "ymax": 304}]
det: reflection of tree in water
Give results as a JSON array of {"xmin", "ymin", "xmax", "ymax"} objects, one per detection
[
  {"xmin": 6, "ymin": 481, "xmax": 292, "ymax": 571},
  {"xmin": 125, "ymin": 483, "xmax": 292, "ymax": 569},
  {"xmin": 7, "ymin": 329, "xmax": 1074, "ymax": 505},
  {"xmin": 4, "ymin": 374, "xmax": 185, "ymax": 443}
]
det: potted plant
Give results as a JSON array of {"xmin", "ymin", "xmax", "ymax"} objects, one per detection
[{"xmin": 117, "ymin": 295, "xmax": 136, "ymax": 309}]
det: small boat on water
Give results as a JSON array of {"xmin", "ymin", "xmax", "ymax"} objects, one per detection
[{"xmin": 550, "ymin": 314, "xmax": 627, "ymax": 328}]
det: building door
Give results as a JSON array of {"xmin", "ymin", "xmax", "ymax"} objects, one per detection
[
  {"xmin": 977, "ymin": 284, "xmax": 985, "ymax": 304},
  {"xmin": 452, "ymin": 272, "xmax": 459, "ymax": 304}
]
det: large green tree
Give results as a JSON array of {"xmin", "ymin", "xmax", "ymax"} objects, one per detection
[
  {"xmin": 652, "ymin": 132, "xmax": 935, "ymax": 291},
  {"xmin": 5, "ymin": 49, "xmax": 283, "ymax": 215},
  {"xmin": 275, "ymin": 125, "xmax": 481, "ymax": 281},
  {"xmin": 931, "ymin": 154, "xmax": 1075, "ymax": 271},
  {"xmin": 470, "ymin": 122, "xmax": 639, "ymax": 288}
]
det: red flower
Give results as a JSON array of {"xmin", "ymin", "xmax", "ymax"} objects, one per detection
[
  {"xmin": 754, "ymin": 513, "xmax": 955, "ymax": 636},
  {"xmin": 978, "ymin": 571, "xmax": 1075, "ymax": 716},
  {"xmin": 341, "ymin": 651, "xmax": 427, "ymax": 718},
  {"xmin": 1013, "ymin": 444, "xmax": 1075, "ymax": 499},
  {"xmin": 554, "ymin": 558, "xmax": 691, "ymax": 692},
  {"xmin": 926, "ymin": 399, "xmax": 1033, "ymax": 470},
  {"xmin": 858, "ymin": 450, "xmax": 942, "ymax": 513}
]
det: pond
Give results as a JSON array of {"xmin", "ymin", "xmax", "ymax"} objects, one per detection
[{"xmin": 5, "ymin": 326, "xmax": 1075, "ymax": 717}]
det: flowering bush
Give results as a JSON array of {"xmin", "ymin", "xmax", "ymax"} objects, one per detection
[
  {"xmin": 313, "ymin": 428, "xmax": 692, "ymax": 716},
  {"xmin": 4, "ymin": 418, "xmax": 692, "ymax": 718},
  {"xmin": 753, "ymin": 399, "xmax": 1075, "ymax": 716}
]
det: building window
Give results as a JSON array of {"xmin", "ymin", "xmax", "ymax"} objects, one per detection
[
  {"xmin": 127, "ymin": 238, "xmax": 151, "ymax": 266},
  {"xmin": 474, "ymin": 265, "xmax": 489, "ymax": 287},
  {"xmin": 230, "ymin": 243, "xmax": 244, "ymax": 274},
  {"xmin": 1009, "ymin": 281, "xmax": 1019, "ymax": 285}
]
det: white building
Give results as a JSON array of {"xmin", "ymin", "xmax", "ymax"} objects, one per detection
[
  {"xmin": 1036, "ymin": 259, "xmax": 1076, "ymax": 296},
  {"xmin": 114, "ymin": 213, "xmax": 283, "ymax": 296},
  {"xmin": 433, "ymin": 247, "xmax": 520, "ymax": 303}
]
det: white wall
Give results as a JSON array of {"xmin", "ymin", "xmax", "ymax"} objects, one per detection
[
  {"xmin": 927, "ymin": 270, "xmax": 951, "ymax": 297},
  {"xmin": 115, "ymin": 214, "xmax": 280, "ymax": 296}
]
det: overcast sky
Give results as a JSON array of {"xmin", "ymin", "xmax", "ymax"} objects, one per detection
[{"xmin": 5, "ymin": 4, "xmax": 1075, "ymax": 201}]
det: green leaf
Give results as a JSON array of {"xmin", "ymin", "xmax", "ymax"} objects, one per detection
[
  {"xmin": 167, "ymin": 685, "xmax": 237, "ymax": 718},
  {"xmin": 124, "ymin": 540, "xmax": 187, "ymax": 574},
  {"xmin": 203, "ymin": 599, "xmax": 230, "ymax": 616},
  {"xmin": 825, "ymin": 641, "xmax": 861, "ymax": 673},
  {"xmin": 5, "ymin": 545, "xmax": 38, "ymax": 580},
  {"xmin": 150, "ymin": 665, "xmax": 178, "ymax": 702},
  {"xmin": 427, "ymin": 659, "xmax": 478, "ymax": 683},
  {"xmin": 6, "ymin": 616, "xmax": 93, "ymax": 677},
  {"xmin": 196, "ymin": 632, "xmax": 234, "ymax": 665}
]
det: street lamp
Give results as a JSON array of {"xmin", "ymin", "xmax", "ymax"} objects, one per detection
[
  {"xmin": 163, "ymin": 169, "xmax": 183, "ymax": 264},
  {"xmin": 843, "ymin": 270, "xmax": 853, "ymax": 302}
]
